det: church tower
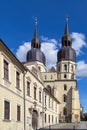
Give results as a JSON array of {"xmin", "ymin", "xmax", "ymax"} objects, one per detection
[
  {"xmin": 26, "ymin": 19, "xmax": 46, "ymax": 72},
  {"xmin": 57, "ymin": 18, "xmax": 76, "ymax": 80},
  {"xmin": 55, "ymin": 18, "xmax": 80, "ymax": 122}
]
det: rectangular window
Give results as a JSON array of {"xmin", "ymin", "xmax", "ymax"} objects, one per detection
[
  {"xmin": 16, "ymin": 71, "xmax": 20, "ymax": 89},
  {"xmin": 45, "ymin": 95, "xmax": 46, "ymax": 106},
  {"xmin": 4, "ymin": 60, "xmax": 9, "ymax": 80},
  {"xmin": 45, "ymin": 113, "xmax": 46, "ymax": 123},
  {"xmin": 27, "ymin": 81, "xmax": 30, "ymax": 96},
  {"xmin": 49, "ymin": 115, "xmax": 50, "ymax": 123},
  {"xmin": 34, "ymin": 87, "xmax": 36, "ymax": 100},
  {"xmin": 55, "ymin": 117, "xmax": 57, "ymax": 123},
  {"xmin": 17, "ymin": 105, "xmax": 21, "ymax": 121},
  {"xmin": 45, "ymin": 75, "xmax": 46, "ymax": 79},
  {"xmin": 4, "ymin": 101, "xmax": 10, "ymax": 120},
  {"xmin": 39, "ymin": 91, "xmax": 41, "ymax": 102},
  {"xmin": 49, "ymin": 98, "xmax": 50, "ymax": 108},
  {"xmin": 52, "ymin": 115, "xmax": 54, "ymax": 123},
  {"xmin": 52, "ymin": 100, "xmax": 53, "ymax": 110}
]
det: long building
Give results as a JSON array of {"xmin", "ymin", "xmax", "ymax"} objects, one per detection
[{"xmin": 0, "ymin": 19, "xmax": 80, "ymax": 130}]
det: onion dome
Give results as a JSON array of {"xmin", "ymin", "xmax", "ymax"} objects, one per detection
[
  {"xmin": 26, "ymin": 19, "xmax": 46, "ymax": 65},
  {"xmin": 57, "ymin": 18, "xmax": 76, "ymax": 62}
]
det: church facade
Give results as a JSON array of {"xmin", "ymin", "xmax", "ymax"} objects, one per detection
[{"xmin": 0, "ymin": 20, "xmax": 80, "ymax": 130}]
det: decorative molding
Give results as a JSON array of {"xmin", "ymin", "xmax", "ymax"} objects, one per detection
[{"xmin": 26, "ymin": 76, "xmax": 31, "ymax": 82}]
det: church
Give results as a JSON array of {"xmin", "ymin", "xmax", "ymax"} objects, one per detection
[{"xmin": 0, "ymin": 19, "xmax": 81, "ymax": 130}]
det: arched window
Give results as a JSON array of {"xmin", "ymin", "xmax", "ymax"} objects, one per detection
[
  {"xmin": 64, "ymin": 64, "xmax": 67, "ymax": 71},
  {"xmin": 71, "ymin": 65, "xmax": 73, "ymax": 71},
  {"xmin": 64, "ymin": 84, "xmax": 67, "ymax": 90},
  {"xmin": 64, "ymin": 74, "xmax": 67, "ymax": 78},
  {"xmin": 63, "ymin": 94, "xmax": 67, "ymax": 102},
  {"xmin": 63, "ymin": 107, "xmax": 67, "ymax": 116}
]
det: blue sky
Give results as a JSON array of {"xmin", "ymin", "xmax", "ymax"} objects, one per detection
[{"xmin": 0, "ymin": 0, "xmax": 87, "ymax": 112}]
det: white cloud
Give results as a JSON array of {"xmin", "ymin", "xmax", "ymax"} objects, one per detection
[
  {"xmin": 77, "ymin": 61, "xmax": 87, "ymax": 78},
  {"xmin": 16, "ymin": 42, "xmax": 31, "ymax": 62},
  {"xmin": 16, "ymin": 37, "xmax": 58, "ymax": 69},
  {"xmin": 71, "ymin": 32, "xmax": 87, "ymax": 55},
  {"xmin": 16, "ymin": 32, "xmax": 87, "ymax": 78},
  {"xmin": 41, "ymin": 36, "xmax": 58, "ymax": 69}
]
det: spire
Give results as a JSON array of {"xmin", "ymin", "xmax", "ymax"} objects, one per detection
[
  {"xmin": 34, "ymin": 17, "xmax": 38, "ymax": 38},
  {"xmin": 64, "ymin": 17, "xmax": 69, "ymax": 35},
  {"xmin": 62, "ymin": 17, "xmax": 72, "ymax": 47},
  {"xmin": 31, "ymin": 18, "xmax": 41, "ymax": 49}
]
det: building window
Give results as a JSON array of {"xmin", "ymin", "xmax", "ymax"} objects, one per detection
[
  {"xmin": 64, "ymin": 74, "xmax": 67, "ymax": 78},
  {"xmin": 34, "ymin": 87, "xmax": 36, "ymax": 100},
  {"xmin": 49, "ymin": 98, "xmax": 50, "ymax": 108},
  {"xmin": 52, "ymin": 115, "xmax": 54, "ymax": 123},
  {"xmin": 51, "ymin": 75, "xmax": 53, "ymax": 79},
  {"xmin": 45, "ymin": 113, "xmax": 46, "ymax": 123},
  {"xmin": 39, "ymin": 91, "xmax": 41, "ymax": 102},
  {"xmin": 45, "ymin": 75, "xmax": 46, "ymax": 79},
  {"xmin": 64, "ymin": 84, "xmax": 67, "ymax": 90},
  {"xmin": 45, "ymin": 95, "xmax": 46, "ymax": 106},
  {"xmin": 64, "ymin": 64, "xmax": 67, "ymax": 71},
  {"xmin": 27, "ymin": 81, "xmax": 30, "ymax": 96},
  {"xmin": 4, "ymin": 101, "xmax": 10, "ymax": 120},
  {"xmin": 63, "ymin": 94, "xmax": 67, "ymax": 102},
  {"xmin": 17, "ymin": 105, "xmax": 21, "ymax": 121},
  {"xmin": 55, "ymin": 117, "xmax": 57, "ymax": 123},
  {"xmin": 4, "ymin": 60, "xmax": 9, "ymax": 80},
  {"xmin": 71, "ymin": 65, "xmax": 73, "ymax": 71},
  {"xmin": 16, "ymin": 71, "xmax": 20, "ymax": 89},
  {"xmin": 47, "ymin": 85, "xmax": 51, "ymax": 93},
  {"xmin": 63, "ymin": 107, "xmax": 67, "ymax": 116},
  {"xmin": 49, "ymin": 115, "xmax": 50, "ymax": 123}
]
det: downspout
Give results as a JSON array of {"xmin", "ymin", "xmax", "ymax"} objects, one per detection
[
  {"xmin": 23, "ymin": 70, "xmax": 27, "ymax": 130},
  {"xmin": 42, "ymin": 88, "xmax": 44, "ymax": 128}
]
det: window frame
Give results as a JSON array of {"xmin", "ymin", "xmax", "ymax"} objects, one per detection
[
  {"xmin": 34, "ymin": 87, "xmax": 37, "ymax": 100},
  {"xmin": 4, "ymin": 100, "xmax": 10, "ymax": 120},
  {"xmin": 64, "ymin": 84, "xmax": 67, "ymax": 90},
  {"xmin": 4, "ymin": 60, "xmax": 9, "ymax": 80},
  {"xmin": 17, "ymin": 105, "xmax": 21, "ymax": 122},
  {"xmin": 16, "ymin": 71, "xmax": 20, "ymax": 90},
  {"xmin": 27, "ymin": 81, "xmax": 30, "ymax": 96},
  {"xmin": 39, "ymin": 91, "xmax": 41, "ymax": 103},
  {"xmin": 64, "ymin": 64, "xmax": 67, "ymax": 71}
]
